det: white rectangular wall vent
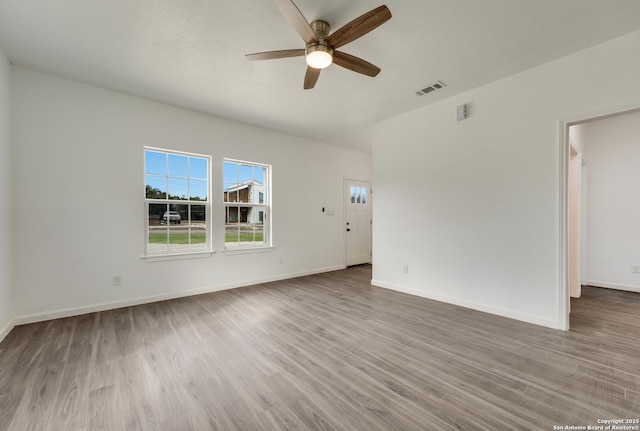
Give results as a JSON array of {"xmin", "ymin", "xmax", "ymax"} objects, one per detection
[{"xmin": 415, "ymin": 81, "xmax": 446, "ymax": 96}]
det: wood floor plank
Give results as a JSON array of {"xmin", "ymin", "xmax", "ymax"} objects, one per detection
[
  {"xmin": 158, "ymin": 411, "xmax": 197, "ymax": 431},
  {"xmin": 1, "ymin": 268, "xmax": 639, "ymax": 430},
  {"xmin": 47, "ymin": 313, "xmax": 96, "ymax": 431},
  {"xmin": 88, "ymin": 384, "xmax": 123, "ymax": 431}
]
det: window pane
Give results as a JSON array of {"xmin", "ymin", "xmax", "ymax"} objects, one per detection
[
  {"xmin": 351, "ymin": 186, "xmax": 356, "ymax": 203},
  {"xmin": 254, "ymin": 166, "xmax": 266, "ymax": 184},
  {"xmin": 168, "ymin": 154, "xmax": 188, "ymax": 177},
  {"xmin": 223, "ymin": 161, "xmax": 238, "ymax": 183},
  {"xmin": 168, "ymin": 178, "xmax": 189, "ymax": 200},
  {"xmin": 225, "ymin": 206, "xmax": 239, "ymax": 246},
  {"xmin": 238, "ymin": 164, "xmax": 253, "ymax": 183},
  {"xmin": 248, "ymin": 206, "xmax": 266, "ymax": 224},
  {"xmin": 190, "ymin": 179, "xmax": 207, "ymax": 201},
  {"xmin": 145, "ymin": 151, "xmax": 166, "ymax": 175},
  {"xmin": 362, "ymin": 187, "xmax": 367, "ymax": 204},
  {"xmin": 224, "ymin": 183, "xmax": 238, "ymax": 203},
  {"xmin": 146, "ymin": 175, "xmax": 166, "ymax": 199},
  {"xmin": 148, "ymin": 203, "xmax": 168, "ymax": 252},
  {"xmin": 225, "ymin": 207, "xmax": 266, "ymax": 247},
  {"xmin": 167, "ymin": 204, "xmax": 189, "ymax": 250},
  {"xmin": 190, "ymin": 157, "xmax": 207, "ymax": 180},
  {"xmin": 190, "ymin": 205, "xmax": 207, "ymax": 249},
  {"xmin": 226, "ymin": 206, "xmax": 238, "ymax": 224},
  {"xmin": 252, "ymin": 224, "xmax": 265, "ymax": 245}
]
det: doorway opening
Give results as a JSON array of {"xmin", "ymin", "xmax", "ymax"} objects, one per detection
[{"xmin": 562, "ymin": 107, "xmax": 640, "ymax": 330}]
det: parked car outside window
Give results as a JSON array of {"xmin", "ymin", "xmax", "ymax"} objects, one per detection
[{"xmin": 162, "ymin": 211, "xmax": 181, "ymax": 224}]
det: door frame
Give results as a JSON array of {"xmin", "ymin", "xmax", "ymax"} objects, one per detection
[
  {"xmin": 559, "ymin": 104, "xmax": 640, "ymax": 331},
  {"xmin": 568, "ymin": 142, "xmax": 582, "ymax": 301},
  {"xmin": 344, "ymin": 177, "xmax": 373, "ymax": 266}
]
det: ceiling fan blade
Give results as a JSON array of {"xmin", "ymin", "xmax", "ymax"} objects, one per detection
[
  {"xmin": 326, "ymin": 5, "xmax": 391, "ymax": 49},
  {"xmin": 332, "ymin": 51, "xmax": 381, "ymax": 77},
  {"xmin": 245, "ymin": 49, "xmax": 305, "ymax": 61},
  {"xmin": 304, "ymin": 66, "xmax": 321, "ymax": 89},
  {"xmin": 274, "ymin": 0, "xmax": 318, "ymax": 44}
]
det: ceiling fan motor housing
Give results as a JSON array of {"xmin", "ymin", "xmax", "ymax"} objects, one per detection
[{"xmin": 311, "ymin": 20, "xmax": 330, "ymax": 39}]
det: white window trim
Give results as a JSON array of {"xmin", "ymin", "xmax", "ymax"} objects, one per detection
[
  {"xmin": 141, "ymin": 250, "xmax": 214, "ymax": 262},
  {"xmin": 144, "ymin": 147, "xmax": 213, "ymax": 259}
]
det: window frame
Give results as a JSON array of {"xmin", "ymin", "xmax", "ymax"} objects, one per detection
[
  {"xmin": 143, "ymin": 147, "xmax": 212, "ymax": 258},
  {"xmin": 223, "ymin": 158, "xmax": 272, "ymax": 251}
]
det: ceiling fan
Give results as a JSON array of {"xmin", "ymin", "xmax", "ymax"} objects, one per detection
[{"xmin": 245, "ymin": 0, "xmax": 392, "ymax": 89}]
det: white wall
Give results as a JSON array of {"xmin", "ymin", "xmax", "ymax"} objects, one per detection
[
  {"xmin": 372, "ymin": 30, "xmax": 640, "ymax": 329},
  {"xmin": 584, "ymin": 111, "xmax": 640, "ymax": 293},
  {"xmin": 11, "ymin": 66, "xmax": 371, "ymax": 321},
  {"xmin": 0, "ymin": 47, "xmax": 12, "ymax": 340},
  {"xmin": 569, "ymin": 123, "xmax": 589, "ymax": 284}
]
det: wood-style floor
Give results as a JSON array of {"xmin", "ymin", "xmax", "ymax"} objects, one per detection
[{"xmin": 0, "ymin": 266, "xmax": 639, "ymax": 430}]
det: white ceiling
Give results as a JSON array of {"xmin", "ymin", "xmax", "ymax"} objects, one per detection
[{"xmin": 1, "ymin": 0, "xmax": 640, "ymax": 153}]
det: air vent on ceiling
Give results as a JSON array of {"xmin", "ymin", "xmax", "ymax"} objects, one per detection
[{"xmin": 415, "ymin": 81, "xmax": 446, "ymax": 96}]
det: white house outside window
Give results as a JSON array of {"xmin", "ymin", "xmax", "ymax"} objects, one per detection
[
  {"xmin": 223, "ymin": 159, "xmax": 271, "ymax": 248},
  {"xmin": 144, "ymin": 148, "xmax": 211, "ymax": 255}
]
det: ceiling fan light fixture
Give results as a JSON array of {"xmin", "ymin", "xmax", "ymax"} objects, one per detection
[{"xmin": 306, "ymin": 44, "xmax": 333, "ymax": 69}]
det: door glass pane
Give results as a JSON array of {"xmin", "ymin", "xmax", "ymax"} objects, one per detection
[{"xmin": 361, "ymin": 187, "xmax": 367, "ymax": 204}]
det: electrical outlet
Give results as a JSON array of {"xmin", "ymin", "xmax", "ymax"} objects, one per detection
[
  {"xmin": 632, "ymin": 265, "xmax": 640, "ymax": 274},
  {"xmin": 402, "ymin": 264, "xmax": 409, "ymax": 274},
  {"xmin": 279, "ymin": 257, "xmax": 284, "ymax": 265},
  {"xmin": 113, "ymin": 275, "xmax": 122, "ymax": 286}
]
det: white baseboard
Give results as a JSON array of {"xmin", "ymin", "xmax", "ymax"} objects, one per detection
[
  {"xmin": 0, "ymin": 318, "xmax": 14, "ymax": 344},
  {"xmin": 14, "ymin": 265, "xmax": 347, "ymax": 326},
  {"xmin": 371, "ymin": 279, "xmax": 562, "ymax": 330},
  {"xmin": 587, "ymin": 280, "xmax": 640, "ymax": 294}
]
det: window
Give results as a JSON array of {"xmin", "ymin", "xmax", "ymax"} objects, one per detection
[
  {"xmin": 350, "ymin": 185, "xmax": 367, "ymax": 204},
  {"xmin": 144, "ymin": 148, "xmax": 210, "ymax": 255},
  {"xmin": 223, "ymin": 159, "xmax": 270, "ymax": 248}
]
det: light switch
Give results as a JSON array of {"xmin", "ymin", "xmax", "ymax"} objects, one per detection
[{"xmin": 457, "ymin": 104, "xmax": 468, "ymax": 121}]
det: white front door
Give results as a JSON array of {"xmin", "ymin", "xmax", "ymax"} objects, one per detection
[{"xmin": 345, "ymin": 179, "xmax": 372, "ymax": 266}]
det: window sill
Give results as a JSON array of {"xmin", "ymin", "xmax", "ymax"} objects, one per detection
[
  {"xmin": 222, "ymin": 246, "xmax": 274, "ymax": 256},
  {"xmin": 141, "ymin": 250, "xmax": 215, "ymax": 262}
]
